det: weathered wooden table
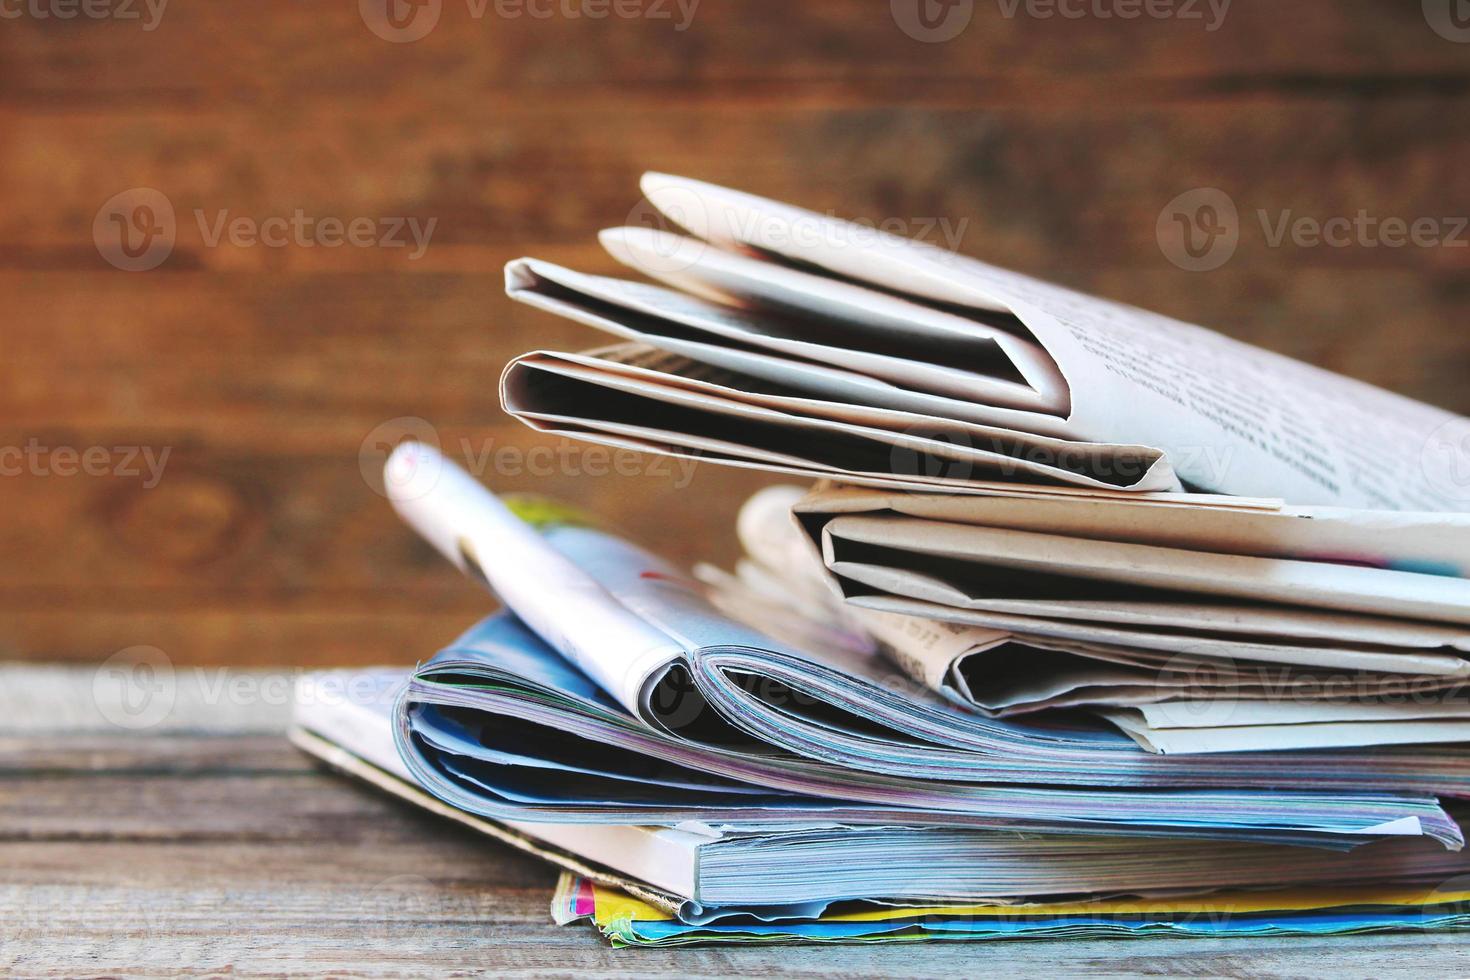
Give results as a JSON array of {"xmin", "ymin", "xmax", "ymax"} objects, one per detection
[{"xmin": 3, "ymin": 664, "xmax": 1467, "ymax": 978}]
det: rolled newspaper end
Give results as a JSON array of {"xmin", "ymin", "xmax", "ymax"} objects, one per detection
[{"xmin": 383, "ymin": 440, "xmax": 685, "ymax": 720}]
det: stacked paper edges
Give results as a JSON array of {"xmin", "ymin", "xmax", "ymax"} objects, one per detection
[{"xmin": 293, "ymin": 175, "xmax": 1470, "ymax": 945}]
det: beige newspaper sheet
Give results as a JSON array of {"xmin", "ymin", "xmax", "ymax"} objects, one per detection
[
  {"xmin": 501, "ymin": 347, "xmax": 1182, "ymax": 494},
  {"xmin": 850, "ymin": 607, "xmax": 1465, "ymax": 716},
  {"xmin": 795, "ymin": 486, "xmax": 1470, "ymax": 650},
  {"xmin": 506, "ymin": 256, "xmax": 1080, "ymax": 441},
  {"xmin": 512, "ymin": 250, "xmax": 1069, "ymax": 416},
  {"xmin": 1103, "ymin": 710, "xmax": 1470, "ymax": 755},
  {"xmin": 717, "ymin": 482, "xmax": 1470, "ymax": 750},
  {"xmin": 1137, "ymin": 699, "xmax": 1470, "ymax": 728},
  {"xmin": 504, "ymin": 254, "xmax": 1188, "ymax": 493},
  {"xmin": 725, "ymin": 485, "xmax": 1470, "ymax": 721},
  {"xmin": 638, "ymin": 173, "xmax": 1470, "ymax": 510},
  {"xmin": 806, "ymin": 519, "xmax": 1470, "ymax": 658},
  {"xmin": 841, "ymin": 591, "xmax": 1470, "ymax": 676},
  {"xmin": 823, "ymin": 514, "xmax": 1470, "ymax": 626},
  {"xmin": 799, "ymin": 485, "xmax": 1470, "ymax": 576}
]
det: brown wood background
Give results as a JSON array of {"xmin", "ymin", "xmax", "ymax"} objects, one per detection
[{"xmin": 3, "ymin": 0, "xmax": 1468, "ymax": 667}]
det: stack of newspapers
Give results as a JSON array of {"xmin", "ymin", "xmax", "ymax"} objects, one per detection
[{"xmin": 293, "ymin": 176, "xmax": 1470, "ymax": 947}]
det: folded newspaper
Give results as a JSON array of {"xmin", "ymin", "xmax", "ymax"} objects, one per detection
[
  {"xmin": 553, "ymin": 874, "xmax": 1470, "ymax": 948},
  {"xmin": 496, "ymin": 174, "xmax": 1470, "ymax": 760},
  {"xmin": 501, "ymin": 174, "xmax": 1470, "ymax": 511},
  {"xmin": 380, "ymin": 442, "xmax": 1470, "ymax": 851},
  {"xmin": 285, "ymin": 444, "xmax": 1470, "ymax": 941},
  {"xmin": 290, "ymin": 173, "xmax": 1470, "ymax": 944},
  {"xmin": 290, "ymin": 672, "xmax": 1470, "ymax": 916},
  {"xmin": 785, "ymin": 485, "xmax": 1470, "ymax": 751}
]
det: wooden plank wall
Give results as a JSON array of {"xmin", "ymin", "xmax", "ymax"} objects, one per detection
[{"xmin": 3, "ymin": 1, "xmax": 1467, "ymax": 666}]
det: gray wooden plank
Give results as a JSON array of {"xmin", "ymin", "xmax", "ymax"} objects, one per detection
[
  {"xmin": 3, "ymin": 665, "xmax": 1468, "ymax": 975},
  {"xmin": 0, "ymin": 663, "xmax": 298, "ymax": 735},
  {"xmin": 0, "ymin": 733, "xmax": 306, "ymax": 774}
]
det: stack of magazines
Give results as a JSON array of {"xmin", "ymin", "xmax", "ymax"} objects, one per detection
[{"xmin": 292, "ymin": 176, "xmax": 1470, "ymax": 947}]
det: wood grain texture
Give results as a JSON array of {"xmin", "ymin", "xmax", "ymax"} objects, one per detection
[
  {"xmin": 3, "ymin": 0, "xmax": 1468, "ymax": 666},
  {"xmin": 5, "ymin": 665, "xmax": 1470, "ymax": 977}
]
